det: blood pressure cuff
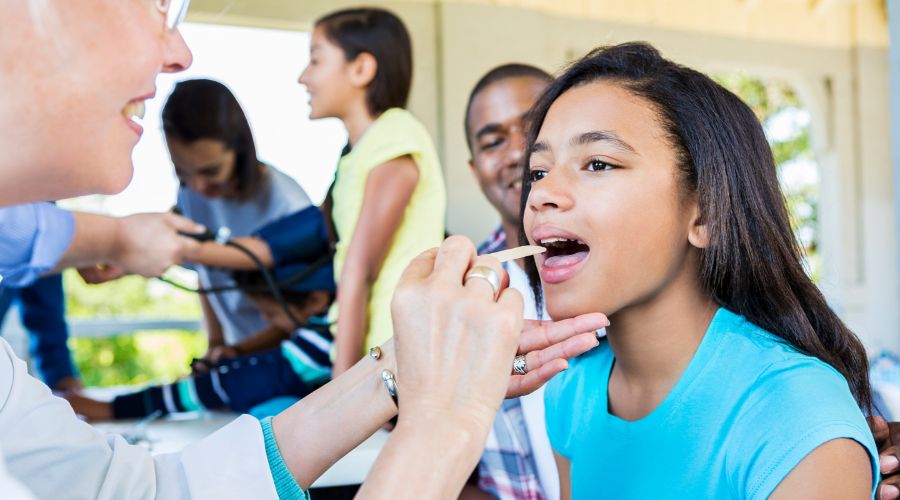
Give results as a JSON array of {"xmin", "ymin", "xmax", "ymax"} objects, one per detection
[
  {"xmin": 253, "ymin": 205, "xmax": 331, "ymax": 268},
  {"xmin": 273, "ymin": 260, "xmax": 335, "ymax": 294}
]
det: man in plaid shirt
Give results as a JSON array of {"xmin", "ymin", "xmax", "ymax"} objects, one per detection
[{"xmin": 462, "ymin": 64, "xmax": 558, "ymax": 500}]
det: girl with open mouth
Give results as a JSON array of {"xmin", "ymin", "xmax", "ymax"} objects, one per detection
[{"xmin": 522, "ymin": 42, "xmax": 878, "ymax": 499}]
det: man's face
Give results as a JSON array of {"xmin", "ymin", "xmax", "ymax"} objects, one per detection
[{"xmin": 467, "ymin": 76, "xmax": 549, "ymax": 226}]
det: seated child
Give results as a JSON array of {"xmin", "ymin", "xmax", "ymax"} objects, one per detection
[
  {"xmin": 182, "ymin": 204, "xmax": 333, "ymax": 361},
  {"xmin": 67, "ymin": 265, "xmax": 334, "ymax": 420}
]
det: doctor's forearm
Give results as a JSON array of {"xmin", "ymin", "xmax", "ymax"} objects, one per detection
[
  {"xmin": 52, "ymin": 212, "xmax": 118, "ymax": 272},
  {"xmin": 270, "ymin": 341, "xmax": 396, "ymax": 489}
]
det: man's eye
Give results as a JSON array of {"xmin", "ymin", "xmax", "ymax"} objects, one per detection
[
  {"xmin": 528, "ymin": 170, "xmax": 547, "ymax": 182},
  {"xmin": 481, "ymin": 138, "xmax": 504, "ymax": 150}
]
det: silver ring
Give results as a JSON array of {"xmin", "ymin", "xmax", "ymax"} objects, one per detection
[
  {"xmin": 512, "ymin": 354, "xmax": 528, "ymax": 375},
  {"xmin": 382, "ymin": 369, "xmax": 398, "ymax": 407},
  {"xmin": 369, "ymin": 346, "xmax": 382, "ymax": 360},
  {"xmin": 464, "ymin": 265, "xmax": 501, "ymax": 300}
]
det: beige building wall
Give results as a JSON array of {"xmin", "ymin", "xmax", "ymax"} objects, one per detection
[{"xmin": 187, "ymin": 0, "xmax": 899, "ymax": 352}]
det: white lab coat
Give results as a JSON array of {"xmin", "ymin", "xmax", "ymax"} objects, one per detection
[{"xmin": 0, "ymin": 338, "xmax": 281, "ymax": 499}]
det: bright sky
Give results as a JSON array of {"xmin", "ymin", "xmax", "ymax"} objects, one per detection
[
  {"xmin": 766, "ymin": 107, "xmax": 819, "ymax": 192},
  {"xmin": 66, "ymin": 23, "xmax": 347, "ymax": 215}
]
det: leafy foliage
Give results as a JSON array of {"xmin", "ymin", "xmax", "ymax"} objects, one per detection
[
  {"xmin": 715, "ymin": 73, "xmax": 820, "ymax": 279},
  {"xmin": 64, "ymin": 269, "xmax": 206, "ymax": 387}
]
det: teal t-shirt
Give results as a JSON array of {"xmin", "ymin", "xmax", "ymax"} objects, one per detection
[{"xmin": 545, "ymin": 308, "xmax": 878, "ymax": 499}]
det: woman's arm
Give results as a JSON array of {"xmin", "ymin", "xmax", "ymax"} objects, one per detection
[
  {"xmin": 272, "ymin": 339, "xmax": 398, "ymax": 488},
  {"xmin": 769, "ymin": 438, "xmax": 872, "ymax": 499},
  {"xmin": 182, "ymin": 236, "xmax": 273, "ymax": 270},
  {"xmin": 331, "ymin": 155, "xmax": 418, "ymax": 376},
  {"xmin": 0, "ymin": 337, "xmax": 279, "ymax": 499},
  {"xmin": 200, "ymin": 294, "xmax": 225, "ymax": 352},
  {"xmin": 210, "ymin": 326, "xmax": 290, "ymax": 361},
  {"xmin": 55, "ymin": 212, "xmax": 204, "ymax": 276},
  {"xmin": 271, "ymin": 312, "xmax": 604, "ymax": 492},
  {"xmin": 269, "ymin": 238, "xmax": 605, "ymax": 495}
]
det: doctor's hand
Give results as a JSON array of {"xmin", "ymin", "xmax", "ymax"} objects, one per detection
[
  {"xmin": 110, "ymin": 213, "xmax": 205, "ymax": 278},
  {"xmin": 390, "ymin": 236, "xmax": 522, "ymax": 432},
  {"xmin": 77, "ymin": 264, "xmax": 125, "ymax": 284}
]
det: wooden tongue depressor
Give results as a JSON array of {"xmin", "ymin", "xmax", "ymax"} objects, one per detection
[{"xmin": 488, "ymin": 245, "xmax": 546, "ymax": 263}]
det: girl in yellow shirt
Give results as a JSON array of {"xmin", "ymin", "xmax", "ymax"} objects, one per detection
[
  {"xmin": 179, "ymin": 7, "xmax": 446, "ymax": 378},
  {"xmin": 300, "ymin": 8, "xmax": 447, "ymax": 376}
]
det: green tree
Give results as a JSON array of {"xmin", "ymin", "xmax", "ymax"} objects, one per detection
[{"xmin": 64, "ymin": 269, "xmax": 206, "ymax": 387}]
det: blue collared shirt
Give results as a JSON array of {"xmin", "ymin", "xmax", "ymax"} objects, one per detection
[{"xmin": 0, "ymin": 203, "xmax": 75, "ymax": 288}]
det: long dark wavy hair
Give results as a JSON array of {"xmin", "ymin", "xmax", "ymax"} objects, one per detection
[
  {"xmin": 519, "ymin": 42, "xmax": 874, "ymax": 412},
  {"xmin": 162, "ymin": 79, "xmax": 262, "ymax": 201}
]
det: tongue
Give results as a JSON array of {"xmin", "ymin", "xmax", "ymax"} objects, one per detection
[{"xmin": 544, "ymin": 250, "xmax": 588, "ymax": 267}]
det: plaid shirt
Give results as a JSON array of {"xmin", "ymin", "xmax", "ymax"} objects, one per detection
[{"xmin": 476, "ymin": 227, "xmax": 547, "ymax": 500}]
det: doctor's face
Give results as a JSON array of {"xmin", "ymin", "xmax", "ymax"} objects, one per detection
[{"xmin": 0, "ymin": 0, "xmax": 192, "ymax": 205}]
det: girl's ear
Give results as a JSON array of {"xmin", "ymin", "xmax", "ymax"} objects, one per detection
[
  {"xmin": 349, "ymin": 52, "xmax": 378, "ymax": 89},
  {"xmin": 687, "ymin": 201, "xmax": 710, "ymax": 249}
]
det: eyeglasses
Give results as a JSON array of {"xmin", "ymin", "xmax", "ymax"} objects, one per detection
[{"xmin": 155, "ymin": 0, "xmax": 190, "ymax": 31}]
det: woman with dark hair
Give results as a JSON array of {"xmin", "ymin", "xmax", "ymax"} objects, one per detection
[
  {"xmin": 163, "ymin": 78, "xmax": 313, "ymax": 355},
  {"xmin": 522, "ymin": 42, "xmax": 878, "ymax": 498}
]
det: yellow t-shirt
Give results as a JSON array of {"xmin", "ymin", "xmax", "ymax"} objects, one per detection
[{"xmin": 328, "ymin": 108, "xmax": 447, "ymax": 352}]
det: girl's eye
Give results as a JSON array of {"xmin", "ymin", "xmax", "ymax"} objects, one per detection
[
  {"xmin": 528, "ymin": 169, "xmax": 546, "ymax": 182},
  {"xmin": 587, "ymin": 159, "xmax": 615, "ymax": 172}
]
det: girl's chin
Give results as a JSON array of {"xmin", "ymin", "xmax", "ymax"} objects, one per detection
[
  {"xmin": 544, "ymin": 284, "xmax": 616, "ymax": 319},
  {"xmin": 545, "ymin": 299, "xmax": 599, "ymax": 322}
]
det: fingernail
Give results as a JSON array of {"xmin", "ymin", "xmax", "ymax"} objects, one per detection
[
  {"xmin": 881, "ymin": 455, "xmax": 900, "ymax": 473},
  {"xmin": 883, "ymin": 484, "xmax": 900, "ymax": 500}
]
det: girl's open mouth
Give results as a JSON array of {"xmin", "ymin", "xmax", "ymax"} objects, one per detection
[{"xmin": 538, "ymin": 236, "xmax": 590, "ymax": 284}]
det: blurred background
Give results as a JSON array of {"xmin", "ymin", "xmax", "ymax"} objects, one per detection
[{"xmin": 6, "ymin": 0, "xmax": 898, "ymax": 389}]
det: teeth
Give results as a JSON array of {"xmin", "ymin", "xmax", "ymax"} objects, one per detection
[
  {"xmin": 539, "ymin": 237, "xmax": 586, "ymax": 246},
  {"xmin": 122, "ymin": 101, "xmax": 146, "ymax": 121}
]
